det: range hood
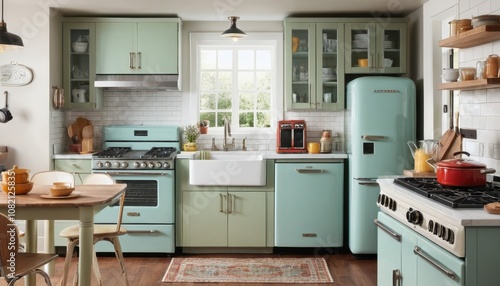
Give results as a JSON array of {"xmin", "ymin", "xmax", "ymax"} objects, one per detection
[{"xmin": 94, "ymin": 74, "xmax": 179, "ymax": 91}]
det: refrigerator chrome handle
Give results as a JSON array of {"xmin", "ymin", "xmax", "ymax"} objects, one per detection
[
  {"xmin": 374, "ymin": 219, "xmax": 401, "ymax": 241},
  {"xmin": 413, "ymin": 246, "xmax": 456, "ymax": 279},
  {"xmin": 354, "ymin": 177, "xmax": 379, "ymax": 186},
  {"xmin": 361, "ymin": 135, "xmax": 387, "ymax": 141}
]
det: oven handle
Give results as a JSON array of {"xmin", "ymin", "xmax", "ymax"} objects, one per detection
[
  {"xmin": 126, "ymin": 229, "xmax": 159, "ymax": 234},
  {"xmin": 97, "ymin": 171, "xmax": 170, "ymax": 176},
  {"xmin": 295, "ymin": 169, "xmax": 325, "ymax": 173},
  {"xmin": 374, "ymin": 219, "xmax": 401, "ymax": 242},
  {"xmin": 413, "ymin": 246, "xmax": 456, "ymax": 279}
]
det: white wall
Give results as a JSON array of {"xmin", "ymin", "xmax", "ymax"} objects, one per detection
[{"xmin": 0, "ymin": 2, "xmax": 53, "ymax": 174}]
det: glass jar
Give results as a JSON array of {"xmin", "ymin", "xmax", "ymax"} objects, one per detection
[{"xmin": 486, "ymin": 54, "xmax": 499, "ymax": 78}]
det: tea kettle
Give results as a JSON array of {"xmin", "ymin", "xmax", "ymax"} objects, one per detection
[{"xmin": 407, "ymin": 140, "xmax": 439, "ymax": 173}]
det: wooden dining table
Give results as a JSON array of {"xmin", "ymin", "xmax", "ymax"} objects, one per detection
[{"xmin": 0, "ymin": 183, "xmax": 127, "ymax": 286}]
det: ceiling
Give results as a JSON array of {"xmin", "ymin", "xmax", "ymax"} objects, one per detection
[{"xmin": 56, "ymin": 0, "xmax": 428, "ymax": 21}]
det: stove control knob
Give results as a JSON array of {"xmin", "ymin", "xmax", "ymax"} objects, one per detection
[
  {"xmin": 148, "ymin": 162, "xmax": 155, "ymax": 169},
  {"xmin": 133, "ymin": 162, "xmax": 140, "ymax": 168},
  {"xmin": 163, "ymin": 162, "xmax": 170, "ymax": 169},
  {"xmin": 406, "ymin": 208, "xmax": 423, "ymax": 225},
  {"xmin": 122, "ymin": 162, "xmax": 129, "ymax": 168},
  {"xmin": 140, "ymin": 162, "xmax": 147, "ymax": 168},
  {"xmin": 114, "ymin": 162, "xmax": 121, "ymax": 168},
  {"xmin": 155, "ymin": 162, "xmax": 162, "ymax": 168},
  {"xmin": 104, "ymin": 161, "xmax": 112, "ymax": 168},
  {"xmin": 96, "ymin": 162, "xmax": 103, "ymax": 168}
]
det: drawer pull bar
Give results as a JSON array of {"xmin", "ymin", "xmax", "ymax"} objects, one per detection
[
  {"xmin": 361, "ymin": 135, "xmax": 387, "ymax": 141},
  {"xmin": 126, "ymin": 229, "xmax": 159, "ymax": 234},
  {"xmin": 302, "ymin": 233, "xmax": 317, "ymax": 237},
  {"xmin": 295, "ymin": 169, "xmax": 325, "ymax": 173},
  {"xmin": 413, "ymin": 246, "xmax": 456, "ymax": 279},
  {"xmin": 374, "ymin": 219, "xmax": 401, "ymax": 242}
]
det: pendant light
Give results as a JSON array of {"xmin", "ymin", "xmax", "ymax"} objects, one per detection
[
  {"xmin": 0, "ymin": 0, "xmax": 23, "ymax": 50},
  {"xmin": 221, "ymin": 16, "xmax": 246, "ymax": 41}
]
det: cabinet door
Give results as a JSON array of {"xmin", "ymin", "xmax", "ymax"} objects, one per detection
[
  {"xmin": 285, "ymin": 23, "xmax": 315, "ymax": 110},
  {"xmin": 182, "ymin": 191, "xmax": 227, "ymax": 246},
  {"xmin": 54, "ymin": 159, "xmax": 91, "ymax": 185},
  {"xmin": 377, "ymin": 23, "xmax": 407, "ymax": 74},
  {"xmin": 316, "ymin": 23, "xmax": 344, "ymax": 110},
  {"xmin": 137, "ymin": 22, "xmax": 178, "ymax": 74},
  {"xmin": 62, "ymin": 22, "xmax": 101, "ymax": 109},
  {"xmin": 345, "ymin": 23, "xmax": 377, "ymax": 73},
  {"xmin": 227, "ymin": 192, "xmax": 266, "ymax": 247},
  {"xmin": 275, "ymin": 162, "xmax": 343, "ymax": 247},
  {"xmin": 96, "ymin": 22, "xmax": 136, "ymax": 74},
  {"xmin": 376, "ymin": 212, "xmax": 403, "ymax": 286}
]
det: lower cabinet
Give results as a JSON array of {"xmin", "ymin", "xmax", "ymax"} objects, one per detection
[
  {"xmin": 53, "ymin": 158, "xmax": 91, "ymax": 185},
  {"xmin": 376, "ymin": 212, "xmax": 464, "ymax": 286},
  {"xmin": 182, "ymin": 190, "xmax": 267, "ymax": 247}
]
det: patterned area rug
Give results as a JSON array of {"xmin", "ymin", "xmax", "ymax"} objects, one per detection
[{"xmin": 162, "ymin": 257, "xmax": 334, "ymax": 283}]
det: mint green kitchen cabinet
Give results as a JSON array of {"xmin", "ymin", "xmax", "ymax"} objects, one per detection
[
  {"xmin": 284, "ymin": 20, "xmax": 345, "ymax": 111},
  {"xmin": 182, "ymin": 191, "xmax": 266, "ymax": 247},
  {"xmin": 96, "ymin": 20, "xmax": 179, "ymax": 74},
  {"xmin": 62, "ymin": 21, "xmax": 103, "ymax": 110},
  {"xmin": 176, "ymin": 159, "xmax": 275, "ymax": 249},
  {"xmin": 345, "ymin": 22, "xmax": 407, "ymax": 74}
]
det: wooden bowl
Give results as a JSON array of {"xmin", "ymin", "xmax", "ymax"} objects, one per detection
[
  {"xmin": 1, "ymin": 182, "xmax": 34, "ymax": 195},
  {"xmin": 49, "ymin": 187, "xmax": 75, "ymax": 197},
  {"xmin": 1, "ymin": 165, "xmax": 30, "ymax": 184}
]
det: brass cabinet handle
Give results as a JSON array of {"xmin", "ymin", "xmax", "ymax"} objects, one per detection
[{"xmin": 137, "ymin": 52, "xmax": 142, "ymax": 70}]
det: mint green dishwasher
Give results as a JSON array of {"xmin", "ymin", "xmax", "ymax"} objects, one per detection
[{"xmin": 275, "ymin": 161, "xmax": 344, "ymax": 247}]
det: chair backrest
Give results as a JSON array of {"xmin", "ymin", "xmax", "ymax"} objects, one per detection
[
  {"xmin": 83, "ymin": 173, "xmax": 115, "ymax": 185},
  {"xmin": 30, "ymin": 171, "xmax": 75, "ymax": 186},
  {"xmin": 83, "ymin": 173, "xmax": 125, "ymax": 232},
  {"xmin": 0, "ymin": 213, "xmax": 19, "ymax": 280}
]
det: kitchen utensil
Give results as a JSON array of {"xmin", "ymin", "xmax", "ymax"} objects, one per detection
[
  {"xmin": 460, "ymin": 67, "xmax": 476, "ymax": 80},
  {"xmin": 407, "ymin": 140, "xmax": 439, "ymax": 173},
  {"xmin": 320, "ymin": 130, "xmax": 332, "ymax": 153},
  {"xmin": 441, "ymin": 68, "xmax": 459, "ymax": 82},
  {"xmin": 71, "ymin": 88, "xmax": 88, "ymax": 103},
  {"xmin": 0, "ymin": 91, "xmax": 13, "ymax": 123},
  {"xmin": 1, "ymin": 165, "xmax": 30, "ymax": 183},
  {"xmin": 49, "ymin": 186, "xmax": 75, "ymax": 197},
  {"xmin": 72, "ymin": 41, "xmax": 88, "ymax": 53},
  {"xmin": 81, "ymin": 125, "xmax": 94, "ymax": 154},
  {"xmin": 449, "ymin": 19, "xmax": 472, "ymax": 35},
  {"xmin": 292, "ymin": 37, "xmax": 299, "ymax": 53},
  {"xmin": 472, "ymin": 14, "xmax": 500, "ymax": 29},
  {"xmin": 484, "ymin": 202, "xmax": 500, "ymax": 215},
  {"xmin": 438, "ymin": 111, "xmax": 462, "ymax": 160},
  {"xmin": 358, "ymin": 58, "xmax": 368, "ymax": 67},
  {"xmin": 475, "ymin": 61, "xmax": 487, "ymax": 79},
  {"xmin": 307, "ymin": 142, "xmax": 320, "ymax": 154},
  {"xmin": 69, "ymin": 117, "xmax": 92, "ymax": 145},
  {"xmin": 1, "ymin": 181, "xmax": 33, "ymax": 195},
  {"xmin": 383, "ymin": 58, "xmax": 393, "ymax": 67},
  {"xmin": 427, "ymin": 151, "xmax": 496, "ymax": 187}
]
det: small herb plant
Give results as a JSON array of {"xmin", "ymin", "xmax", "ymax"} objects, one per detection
[{"xmin": 183, "ymin": 124, "xmax": 200, "ymax": 143}]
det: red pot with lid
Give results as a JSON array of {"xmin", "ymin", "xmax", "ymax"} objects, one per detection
[{"xmin": 427, "ymin": 151, "xmax": 496, "ymax": 187}]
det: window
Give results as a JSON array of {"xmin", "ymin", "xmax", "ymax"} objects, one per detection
[{"xmin": 190, "ymin": 33, "xmax": 283, "ymax": 133}]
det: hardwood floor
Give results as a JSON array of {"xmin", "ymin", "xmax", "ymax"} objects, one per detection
[{"xmin": 7, "ymin": 252, "xmax": 376, "ymax": 285}]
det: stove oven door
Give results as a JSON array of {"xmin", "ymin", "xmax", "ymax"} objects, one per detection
[{"xmin": 93, "ymin": 170, "xmax": 175, "ymax": 253}]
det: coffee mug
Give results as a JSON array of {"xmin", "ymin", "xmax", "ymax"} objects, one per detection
[{"xmin": 307, "ymin": 142, "xmax": 320, "ymax": 154}]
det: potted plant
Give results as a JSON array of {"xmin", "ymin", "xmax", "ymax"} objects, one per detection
[
  {"xmin": 183, "ymin": 124, "xmax": 199, "ymax": 151},
  {"xmin": 198, "ymin": 120, "xmax": 209, "ymax": 134}
]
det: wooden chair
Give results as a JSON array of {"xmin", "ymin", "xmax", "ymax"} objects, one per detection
[
  {"xmin": 0, "ymin": 213, "xmax": 58, "ymax": 285},
  {"xmin": 59, "ymin": 173, "xmax": 129, "ymax": 286}
]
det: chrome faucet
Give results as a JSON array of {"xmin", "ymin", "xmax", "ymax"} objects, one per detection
[{"xmin": 223, "ymin": 116, "xmax": 235, "ymax": 151}]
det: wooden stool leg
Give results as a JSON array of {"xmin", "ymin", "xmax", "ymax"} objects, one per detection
[
  {"xmin": 61, "ymin": 239, "xmax": 78, "ymax": 286},
  {"xmin": 92, "ymin": 245, "xmax": 103, "ymax": 286},
  {"xmin": 111, "ymin": 237, "xmax": 129, "ymax": 286}
]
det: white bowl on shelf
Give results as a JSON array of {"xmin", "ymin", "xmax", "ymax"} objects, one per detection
[{"xmin": 72, "ymin": 42, "xmax": 88, "ymax": 53}]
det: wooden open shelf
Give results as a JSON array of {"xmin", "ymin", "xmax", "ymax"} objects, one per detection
[
  {"xmin": 438, "ymin": 78, "xmax": 500, "ymax": 90},
  {"xmin": 438, "ymin": 25, "xmax": 500, "ymax": 48}
]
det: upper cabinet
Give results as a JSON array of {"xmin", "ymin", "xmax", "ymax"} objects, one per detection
[
  {"xmin": 345, "ymin": 22, "xmax": 407, "ymax": 74},
  {"xmin": 96, "ymin": 19, "xmax": 180, "ymax": 74},
  {"xmin": 284, "ymin": 21, "xmax": 345, "ymax": 111},
  {"xmin": 62, "ymin": 22, "xmax": 102, "ymax": 110}
]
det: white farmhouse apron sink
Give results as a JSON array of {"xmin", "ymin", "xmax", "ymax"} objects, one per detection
[{"xmin": 189, "ymin": 153, "xmax": 266, "ymax": 186}]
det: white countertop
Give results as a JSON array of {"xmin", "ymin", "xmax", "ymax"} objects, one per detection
[
  {"xmin": 378, "ymin": 177, "xmax": 500, "ymax": 227},
  {"xmin": 176, "ymin": 150, "xmax": 348, "ymax": 160},
  {"xmin": 52, "ymin": 153, "xmax": 95, "ymax": 159}
]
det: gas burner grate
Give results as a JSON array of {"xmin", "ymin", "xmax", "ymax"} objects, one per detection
[
  {"xmin": 393, "ymin": 177, "xmax": 500, "ymax": 208},
  {"xmin": 141, "ymin": 147, "xmax": 177, "ymax": 159},
  {"xmin": 94, "ymin": 147, "xmax": 132, "ymax": 158}
]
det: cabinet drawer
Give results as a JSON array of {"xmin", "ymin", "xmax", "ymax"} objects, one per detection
[{"xmin": 54, "ymin": 159, "xmax": 91, "ymax": 173}]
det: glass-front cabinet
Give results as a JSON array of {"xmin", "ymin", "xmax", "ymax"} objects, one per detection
[
  {"xmin": 62, "ymin": 21, "xmax": 102, "ymax": 109},
  {"xmin": 285, "ymin": 21, "xmax": 345, "ymax": 111},
  {"xmin": 345, "ymin": 22, "xmax": 407, "ymax": 74}
]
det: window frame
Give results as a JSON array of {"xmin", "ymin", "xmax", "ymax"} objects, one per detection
[{"xmin": 189, "ymin": 32, "xmax": 283, "ymax": 135}]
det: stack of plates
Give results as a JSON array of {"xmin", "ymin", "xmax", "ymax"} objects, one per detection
[
  {"xmin": 352, "ymin": 40, "xmax": 368, "ymax": 49},
  {"xmin": 384, "ymin": 41, "xmax": 394, "ymax": 49},
  {"xmin": 323, "ymin": 75, "xmax": 337, "ymax": 81}
]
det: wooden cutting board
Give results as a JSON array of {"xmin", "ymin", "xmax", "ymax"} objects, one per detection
[
  {"xmin": 403, "ymin": 169, "xmax": 436, "ymax": 178},
  {"xmin": 69, "ymin": 117, "xmax": 91, "ymax": 145}
]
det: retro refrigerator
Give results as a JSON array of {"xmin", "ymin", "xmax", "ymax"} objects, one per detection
[{"xmin": 345, "ymin": 76, "xmax": 416, "ymax": 254}]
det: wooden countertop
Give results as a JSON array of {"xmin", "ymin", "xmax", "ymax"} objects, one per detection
[{"xmin": 0, "ymin": 183, "xmax": 126, "ymax": 207}]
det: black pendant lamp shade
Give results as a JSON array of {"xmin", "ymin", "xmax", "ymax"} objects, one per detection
[
  {"xmin": 0, "ymin": 0, "xmax": 23, "ymax": 49},
  {"xmin": 221, "ymin": 16, "xmax": 246, "ymax": 41}
]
